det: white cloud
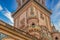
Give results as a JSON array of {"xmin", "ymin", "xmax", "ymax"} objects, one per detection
[
  {"xmin": 54, "ymin": 20, "xmax": 60, "ymax": 31},
  {"xmin": 51, "ymin": 1, "xmax": 60, "ymax": 19},
  {"xmin": 52, "ymin": 11, "xmax": 60, "ymax": 19},
  {"xmin": 51, "ymin": 1, "xmax": 60, "ymax": 20},
  {"xmin": 3, "ymin": 9, "xmax": 14, "ymax": 26},
  {"xmin": 51, "ymin": 0, "xmax": 60, "ymax": 31},
  {"xmin": 55, "ymin": 1, "xmax": 60, "ymax": 10},
  {"xmin": 53, "ymin": 1, "xmax": 60, "ymax": 10},
  {"xmin": 0, "ymin": 5, "xmax": 3, "ymax": 11}
]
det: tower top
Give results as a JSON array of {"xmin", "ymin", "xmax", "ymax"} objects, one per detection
[
  {"xmin": 12, "ymin": 0, "xmax": 52, "ymax": 17},
  {"xmin": 16, "ymin": 0, "xmax": 46, "ymax": 9}
]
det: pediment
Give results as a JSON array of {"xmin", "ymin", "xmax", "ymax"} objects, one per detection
[{"xmin": 12, "ymin": 0, "xmax": 51, "ymax": 18}]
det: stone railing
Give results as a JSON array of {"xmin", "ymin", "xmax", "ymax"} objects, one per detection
[{"xmin": 0, "ymin": 20, "xmax": 38, "ymax": 40}]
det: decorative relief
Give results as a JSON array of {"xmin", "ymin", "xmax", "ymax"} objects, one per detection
[
  {"xmin": 28, "ymin": 25, "xmax": 41, "ymax": 32},
  {"xmin": 40, "ymin": 14, "xmax": 44, "ymax": 20},
  {"xmin": 29, "ymin": 7, "xmax": 37, "ymax": 18},
  {"xmin": 20, "ymin": 18, "xmax": 25, "ymax": 29},
  {"xmin": 41, "ymin": 25, "xmax": 48, "ymax": 31},
  {"xmin": 27, "ymin": 25, "xmax": 46, "ymax": 39},
  {"xmin": 42, "ymin": 30, "xmax": 47, "ymax": 37},
  {"xmin": 30, "ymin": 6, "xmax": 35, "ymax": 17},
  {"xmin": 27, "ymin": 25, "xmax": 52, "ymax": 40},
  {"xmin": 27, "ymin": 6, "xmax": 39, "ymax": 19},
  {"xmin": 27, "ymin": 18, "xmax": 39, "ymax": 27},
  {"xmin": 47, "ymin": 33, "xmax": 52, "ymax": 40}
]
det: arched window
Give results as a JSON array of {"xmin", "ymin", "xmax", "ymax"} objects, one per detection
[
  {"xmin": 32, "ymin": 23, "xmax": 35, "ymax": 28},
  {"xmin": 55, "ymin": 37, "xmax": 58, "ymax": 40}
]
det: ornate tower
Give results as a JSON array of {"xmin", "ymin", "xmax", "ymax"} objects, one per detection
[{"xmin": 12, "ymin": 0, "xmax": 52, "ymax": 39}]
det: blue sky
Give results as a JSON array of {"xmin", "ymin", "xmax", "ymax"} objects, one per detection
[
  {"xmin": 0, "ymin": 0, "xmax": 60, "ymax": 31},
  {"xmin": 0, "ymin": 0, "xmax": 18, "ymax": 25},
  {"xmin": 46, "ymin": 0, "xmax": 60, "ymax": 31}
]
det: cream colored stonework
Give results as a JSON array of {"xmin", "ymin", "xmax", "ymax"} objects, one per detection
[{"xmin": 0, "ymin": 0, "xmax": 60, "ymax": 40}]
